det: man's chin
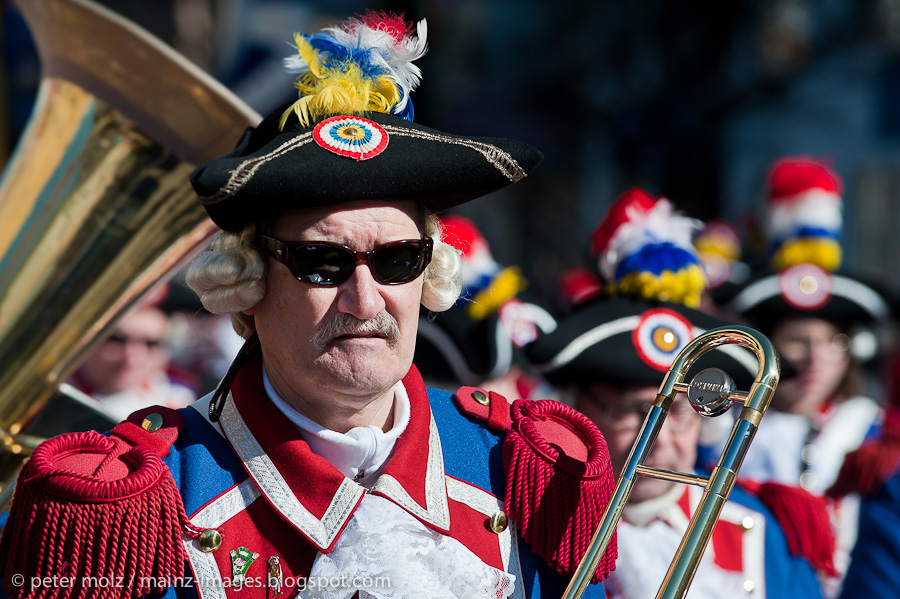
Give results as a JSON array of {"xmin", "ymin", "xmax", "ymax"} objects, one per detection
[{"xmin": 314, "ymin": 351, "xmax": 410, "ymax": 392}]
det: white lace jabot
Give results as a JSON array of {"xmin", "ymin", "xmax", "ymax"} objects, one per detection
[
  {"xmin": 308, "ymin": 494, "xmax": 515, "ymax": 599},
  {"xmin": 263, "ymin": 365, "xmax": 410, "ymax": 487}
]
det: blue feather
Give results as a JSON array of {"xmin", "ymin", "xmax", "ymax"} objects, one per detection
[
  {"xmin": 615, "ymin": 244, "xmax": 698, "ymax": 280},
  {"xmin": 453, "ymin": 273, "xmax": 495, "ymax": 306},
  {"xmin": 393, "ymin": 97, "xmax": 415, "ymax": 121}
]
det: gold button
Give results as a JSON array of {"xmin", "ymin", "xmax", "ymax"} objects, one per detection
[
  {"xmin": 198, "ymin": 529, "xmax": 222, "ymax": 553},
  {"xmin": 489, "ymin": 511, "xmax": 508, "ymax": 533},
  {"xmin": 741, "ymin": 516, "xmax": 754, "ymax": 530},
  {"xmin": 141, "ymin": 413, "xmax": 164, "ymax": 432},
  {"xmin": 743, "ymin": 579, "xmax": 755, "ymax": 592},
  {"xmin": 473, "ymin": 390, "xmax": 490, "ymax": 406}
]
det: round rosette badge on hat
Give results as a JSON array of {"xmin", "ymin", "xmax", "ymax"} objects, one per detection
[
  {"xmin": 778, "ymin": 262, "xmax": 833, "ymax": 311},
  {"xmin": 313, "ymin": 115, "xmax": 389, "ymax": 161},
  {"xmin": 633, "ymin": 307, "xmax": 694, "ymax": 371}
]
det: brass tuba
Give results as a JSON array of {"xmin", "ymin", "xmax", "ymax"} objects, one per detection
[
  {"xmin": 0, "ymin": 0, "xmax": 260, "ymax": 497},
  {"xmin": 564, "ymin": 325, "xmax": 780, "ymax": 599}
]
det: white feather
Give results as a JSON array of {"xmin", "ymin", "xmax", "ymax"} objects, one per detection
[
  {"xmin": 281, "ymin": 18, "xmax": 428, "ymax": 116},
  {"xmin": 766, "ymin": 189, "xmax": 842, "ymax": 241},
  {"xmin": 599, "ymin": 199, "xmax": 702, "ymax": 282}
]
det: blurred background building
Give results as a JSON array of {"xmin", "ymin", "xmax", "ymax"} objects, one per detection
[{"xmin": 3, "ymin": 0, "xmax": 900, "ymax": 308}]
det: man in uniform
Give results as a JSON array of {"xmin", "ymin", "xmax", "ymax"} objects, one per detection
[
  {"xmin": 526, "ymin": 188, "xmax": 831, "ymax": 598},
  {"xmin": 0, "ymin": 12, "xmax": 612, "ymax": 599}
]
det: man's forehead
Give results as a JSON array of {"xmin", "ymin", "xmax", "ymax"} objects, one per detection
[
  {"xmin": 270, "ymin": 200, "xmax": 423, "ymax": 233},
  {"xmin": 581, "ymin": 382, "xmax": 658, "ymax": 405}
]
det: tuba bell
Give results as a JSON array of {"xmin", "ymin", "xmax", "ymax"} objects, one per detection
[{"xmin": 0, "ymin": 0, "xmax": 260, "ymax": 498}]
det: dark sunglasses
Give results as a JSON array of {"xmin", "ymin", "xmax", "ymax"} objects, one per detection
[{"xmin": 261, "ymin": 235, "xmax": 433, "ymax": 287}]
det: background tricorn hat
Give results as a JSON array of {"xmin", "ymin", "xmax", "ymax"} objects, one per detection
[
  {"xmin": 727, "ymin": 156, "xmax": 891, "ymax": 329},
  {"xmin": 190, "ymin": 12, "xmax": 543, "ymax": 232},
  {"xmin": 415, "ymin": 215, "xmax": 557, "ymax": 387},
  {"xmin": 526, "ymin": 188, "xmax": 760, "ymax": 390}
]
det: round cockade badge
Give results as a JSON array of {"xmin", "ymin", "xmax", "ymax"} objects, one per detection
[
  {"xmin": 313, "ymin": 115, "xmax": 389, "ymax": 161},
  {"xmin": 778, "ymin": 262, "xmax": 832, "ymax": 311},
  {"xmin": 632, "ymin": 307, "xmax": 694, "ymax": 371}
]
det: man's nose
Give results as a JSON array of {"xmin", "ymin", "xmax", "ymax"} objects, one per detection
[{"xmin": 336, "ymin": 263, "xmax": 387, "ymax": 320}]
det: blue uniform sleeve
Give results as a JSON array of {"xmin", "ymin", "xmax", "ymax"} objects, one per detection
[
  {"xmin": 727, "ymin": 486, "xmax": 825, "ymax": 599},
  {"xmin": 840, "ymin": 473, "xmax": 900, "ymax": 598}
]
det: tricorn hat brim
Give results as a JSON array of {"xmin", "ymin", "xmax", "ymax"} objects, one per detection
[
  {"xmin": 191, "ymin": 109, "xmax": 544, "ymax": 231},
  {"xmin": 728, "ymin": 265, "xmax": 891, "ymax": 329},
  {"xmin": 525, "ymin": 296, "xmax": 761, "ymax": 391}
]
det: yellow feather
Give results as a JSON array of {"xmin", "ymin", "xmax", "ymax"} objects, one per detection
[
  {"xmin": 612, "ymin": 265, "xmax": 705, "ymax": 308},
  {"xmin": 772, "ymin": 239, "xmax": 842, "ymax": 272},
  {"xmin": 466, "ymin": 267, "xmax": 527, "ymax": 320},
  {"xmin": 295, "ymin": 34, "xmax": 322, "ymax": 78}
]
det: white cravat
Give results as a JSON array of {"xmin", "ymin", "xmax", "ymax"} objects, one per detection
[
  {"xmin": 263, "ymin": 365, "xmax": 410, "ymax": 487},
  {"xmin": 262, "ymin": 367, "xmax": 516, "ymax": 599},
  {"xmin": 308, "ymin": 494, "xmax": 515, "ymax": 599}
]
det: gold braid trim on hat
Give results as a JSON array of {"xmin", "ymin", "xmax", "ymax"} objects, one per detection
[
  {"xmin": 199, "ymin": 132, "xmax": 314, "ymax": 205},
  {"xmin": 380, "ymin": 125, "xmax": 526, "ymax": 183},
  {"xmin": 199, "ymin": 126, "xmax": 526, "ymax": 205}
]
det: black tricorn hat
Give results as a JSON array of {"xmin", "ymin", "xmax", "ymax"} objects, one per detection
[
  {"xmin": 415, "ymin": 296, "xmax": 557, "ymax": 387},
  {"xmin": 191, "ymin": 110, "xmax": 543, "ymax": 232},
  {"xmin": 524, "ymin": 296, "xmax": 761, "ymax": 391},
  {"xmin": 191, "ymin": 14, "xmax": 543, "ymax": 231},
  {"xmin": 727, "ymin": 264, "xmax": 891, "ymax": 330}
]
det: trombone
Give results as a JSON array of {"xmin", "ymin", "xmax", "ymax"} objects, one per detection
[{"xmin": 564, "ymin": 325, "xmax": 780, "ymax": 599}]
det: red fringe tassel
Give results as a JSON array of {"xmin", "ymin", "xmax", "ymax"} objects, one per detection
[
  {"xmin": 827, "ymin": 406, "xmax": 900, "ymax": 500},
  {"xmin": 0, "ymin": 431, "xmax": 198, "ymax": 599},
  {"xmin": 741, "ymin": 479, "xmax": 838, "ymax": 577},
  {"xmin": 503, "ymin": 399, "xmax": 616, "ymax": 583}
]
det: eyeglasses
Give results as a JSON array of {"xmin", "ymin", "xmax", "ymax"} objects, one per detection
[
  {"xmin": 106, "ymin": 333, "xmax": 164, "ymax": 349},
  {"xmin": 591, "ymin": 398, "xmax": 699, "ymax": 432},
  {"xmin": 777, "ymin": 333, "xmax": 851, "ymax": 360},
  {"xmin": 261, "ymin": 236, "xmax": 433, "ymax": 287}
]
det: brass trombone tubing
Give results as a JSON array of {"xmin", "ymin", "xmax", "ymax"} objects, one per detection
[
  {"xmin": 633, "ymin": 466, "xmax": 708, "ymax": 487},
  {"xmin": 562, "ymin": 325, "xmax": 779, "ymax": 599}
]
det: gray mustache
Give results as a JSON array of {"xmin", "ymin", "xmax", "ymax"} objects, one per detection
[{"xmin": 312, "ymin": 312, "xmax": 401, "ymax": 351}]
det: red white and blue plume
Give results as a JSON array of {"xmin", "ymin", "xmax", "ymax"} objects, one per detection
[
  {"xmin": 281, "ymin": 11, "xmax": 428, "ymax": 128},
  {"xmin": 764, "ymin": 156, "xmax": 843, "ymax": 272},
  {"xmin": 591, "ymin": 188, "xmax": 705, "ymax": 308}
]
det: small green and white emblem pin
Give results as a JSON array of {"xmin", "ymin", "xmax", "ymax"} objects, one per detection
[{"xmin": 229, "ymin": 546, "xmax": 260, "ymax": 588}]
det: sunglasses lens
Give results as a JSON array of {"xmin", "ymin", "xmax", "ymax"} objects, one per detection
[
  {"xmin": 290, "ymin": 244, "xmax": 354, "ymax": 286},
  {"xmin": 372, "ymin": 242, "xmax": 428, "ymax": 284},
  {"xmin": 268, "ymin": 237, "xmax": 432, "ymax": 287}
]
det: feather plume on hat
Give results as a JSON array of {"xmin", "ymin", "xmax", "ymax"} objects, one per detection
[
  {"xmin": 281, "ymin": 11, "xmax": 427, "ymax": 128},
  {"xmin": 764, "ymin": 156, "xmax": 843, "ymax": 272},
  {"xmin": 591, "ymin": 188, "xmax": 706, "ymax": 308},
  {"xmin": 728, "ymin": 156, "xmax": 889, "ymax": 326}
]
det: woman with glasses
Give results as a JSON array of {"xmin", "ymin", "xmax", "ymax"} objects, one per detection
[
  {"xmin": 723, "ymin": 159, "xmax": 892, "ymax": 482},
  {"xmin": 723, "ymin": 156, "xmax": 893, "ymax": 597},
  {"xmin": 0, "ymin": 13, "xmax": 611, "ymax": 599},
  {"xmin": 526, "ymin": 187, "xmax": 829, "ymax": 599}
]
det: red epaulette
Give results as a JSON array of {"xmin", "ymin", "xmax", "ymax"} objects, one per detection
[
  {"xmin": 0, "ymin": 406, "xmax": 201, "ymax": 599},
  {"xmin": 111, "ymin": 405, "xmax": 184, "ymax": 457},
  {"xmin": 738, "ymin": 478, "xmax": 838, "ymax": 577},
  {"xmin": 453, "ymin": 388, "xmax": 617, "ymax": 583},
  {"xmin": 454, "ymin": 386, "xmax": 513, "ymax": 432},
  {"xmin": 828, "ymin": 405, "xmax": 900, "ymax": 500}
]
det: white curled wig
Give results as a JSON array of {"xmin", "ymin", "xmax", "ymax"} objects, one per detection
[{"xmin": 185, "ymin": 214, "xmax": 462, "ymax": 339}]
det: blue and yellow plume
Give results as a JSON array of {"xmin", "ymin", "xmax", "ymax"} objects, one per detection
[
  {"xmin": 591, "ymin": 188, "xmax": 705, "ymax": 308},
  {"xmin": 280, "ymin": 11, "xmax": 428, "ymax": 129}
]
